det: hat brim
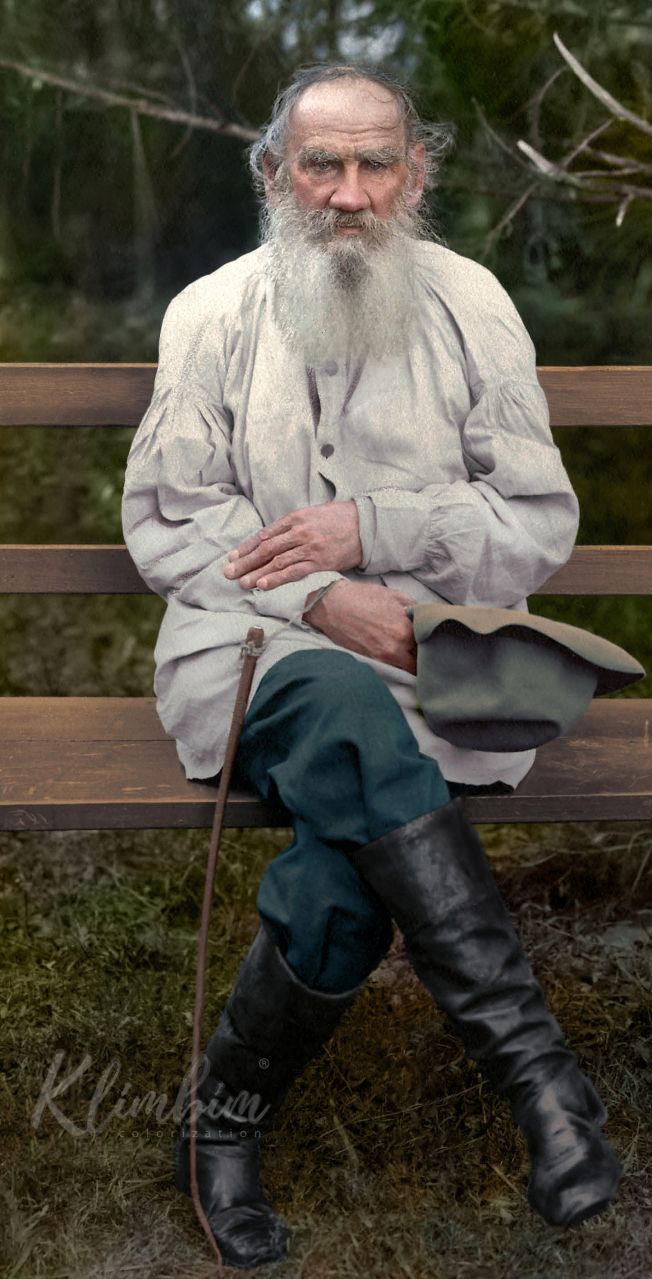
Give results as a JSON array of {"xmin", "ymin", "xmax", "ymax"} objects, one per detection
[{"xmin": 406, "ymin": 602, "xmax": 646, "ymax": 697}]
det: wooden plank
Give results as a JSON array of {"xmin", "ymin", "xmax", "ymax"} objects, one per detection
[
  {"xmin": 0, "ymin": 544, "xmax": 650, "ymax": 595},
  {"xmin": 0, "ymin": 544, "xmax": 148, "ymax": 593},
  {"xmin": 537, "ymin": 546, "xmax": 652, "ymax": 595},
  {"xmin": 1, "ymin": 365, "xmax": 651, "ymax": 427},
  {"xmin": 0, "ymin": 364, "xmax": 155, "ymax": 426},
  {"xmin": 0, "ymin": 741, "xmax": 291, "ymax": 832},
  {"xmin": 0, "ymin": 697, "xmax": 170, "ymax": 740},
  {"xmin": 504, "ymin": 696, "xmax": 652, "ymax": 822},
  {"xmin": 0, "ymin": 696, "xmax": 650, "ymax": 829},
  {"xmin": 540, "ymin": 366, "xmax": 652, "ymax": 426},
  {"xmin": 0, "ymin": 546, "xmax": 150, "ymax": 593}
]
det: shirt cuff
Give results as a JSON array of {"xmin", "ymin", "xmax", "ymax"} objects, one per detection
[
  {"xmin": 250, "ymin": 570, "xmax": 344, "ymax": 624},
  {"xmin": 352, "ymin": 490, "xmax": 436, "ymax": 575},
  {"xmin": 352, "ymin": 495, "xmax": 376, "ymax": 570}
]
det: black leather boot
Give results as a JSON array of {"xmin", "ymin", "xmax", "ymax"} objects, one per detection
[
  {"xmin": 173, "ymin": 921, "xmax": 364, "ymax": 1269},
  {"xmin": 346, "ymin": 796, "xmax": 623, "ymax": 1228}
]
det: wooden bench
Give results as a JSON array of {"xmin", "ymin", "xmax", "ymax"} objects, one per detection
[{"xmin": 1, "ymin": 364, "xmax": 650, "ymax": 831}]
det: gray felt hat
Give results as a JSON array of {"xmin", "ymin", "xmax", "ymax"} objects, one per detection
[{"xmin": 405, "ymin": 602, "xmax": 646, "ymax": 752}]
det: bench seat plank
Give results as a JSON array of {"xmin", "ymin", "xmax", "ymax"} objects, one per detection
[{"xmin": 1, "ymin": 697, "xmax": 650, "ymax": 829}]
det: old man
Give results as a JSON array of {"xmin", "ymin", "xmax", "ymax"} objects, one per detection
[{"xmin": 121, "ymin": 63, "xmax": 622, "ymax": 1269}]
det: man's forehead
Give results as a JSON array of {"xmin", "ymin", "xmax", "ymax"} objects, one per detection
[{"xmin": 288, "ymin": 79, "xmax": 406, "ymax": 150}]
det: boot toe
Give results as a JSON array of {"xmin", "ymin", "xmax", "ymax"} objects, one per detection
[
  {"xmin": 528, "ymin": 1135, "xmax": 623, "ymax": 1228},
  {"xmin": 173, "ymin": 1130, "xmax": 290, "ymax": 1267},
  {"xmin": 204, "ymin": 1201, "xmax": 290, "ymax": 1268}
]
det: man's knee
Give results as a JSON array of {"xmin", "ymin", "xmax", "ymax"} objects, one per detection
[{"xmin": 255, "ymin": 647, "xmax": 402, "ymax": 722}]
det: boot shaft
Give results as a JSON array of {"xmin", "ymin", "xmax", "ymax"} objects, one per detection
[
  {"xmin": 180, "ymin": 922, "xmax": 365, "ymax": 1138},
  {"xmin": 347, "ymin": 798, "xmax": 578, "ymax": 1099}
]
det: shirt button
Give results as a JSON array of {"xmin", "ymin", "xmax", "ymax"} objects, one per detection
[
  {"xmin": 323, "ymin": 361, "xmax": 338, "ymax": 376},
  {"xmin": 320, "ymin": 444, "xmax": 334, "ymax": 458}
]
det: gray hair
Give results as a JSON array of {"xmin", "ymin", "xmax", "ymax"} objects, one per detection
[{"xmin": 247, "ymin": 62, "xmax": 457, "ymax": 201}]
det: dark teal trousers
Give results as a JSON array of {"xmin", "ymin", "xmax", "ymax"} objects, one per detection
[{"xmin": 196, "ymin": 648, "xmax": 512, "ymax": 994}]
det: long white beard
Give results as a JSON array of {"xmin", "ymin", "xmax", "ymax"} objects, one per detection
[{"xmin": 260, "ymin": 188, "xmax": 429, "ymax": 366}]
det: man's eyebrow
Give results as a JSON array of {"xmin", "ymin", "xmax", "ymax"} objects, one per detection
[{"xmin": 297, "ymin": 145, "xmax": 405, "ymax": 164}]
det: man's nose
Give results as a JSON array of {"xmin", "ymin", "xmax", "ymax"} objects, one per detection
[{"xmin": 328, "ymin": 164, "xmax": 370, "ymax": 212}]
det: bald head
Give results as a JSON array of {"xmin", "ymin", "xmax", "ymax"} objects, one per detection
[{"xmin": 288, "ymin": 75, "xmax": 407, "ymax": 147}]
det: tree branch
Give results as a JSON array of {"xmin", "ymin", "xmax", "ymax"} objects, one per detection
[
  {"xmin": 0, "ymin": 57, "xmax": 260, "ymax": 142},
  {"xmin": 481, "ymin": 184, "xmax": 537, "ymax": 259},
  {"xmin": 479, "ymin": 117, "xmax": 614, "ymax": 259},
  {"xmin": 516, "ymin": 139, "xmax": 652, "ymax": 201},
  {"xmin": 472, "ymin": 96, "xmax": 533, "ymax": 170},
  {"xmin": 552, "ymin": 31, "xmax": 652, "ymax": 140},
  {"xmin": 584, "ymin": 146, "xmax": 652, "ymax": 177}
]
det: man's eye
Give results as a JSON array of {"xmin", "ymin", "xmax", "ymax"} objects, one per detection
[
  {"xmin": 366, "ymin": 160, "xmax": 386, "ymax": 171},
  {"xmin": 311, "ymin": 160, "xmax": 334, "ymax": 171}
]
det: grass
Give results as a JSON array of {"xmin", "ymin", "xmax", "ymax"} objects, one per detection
[{"xmin": 1, "ymin": 817, "xmax": 651, "ymax": 1279}]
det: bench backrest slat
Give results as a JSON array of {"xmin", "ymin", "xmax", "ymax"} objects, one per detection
[
  {"xmin": 0, "ymin": 364, "xmax": 651, "ymax": 427},
  {"xmin": 0, "ymin": 544, "xmax": 649, "ymax": 594}
]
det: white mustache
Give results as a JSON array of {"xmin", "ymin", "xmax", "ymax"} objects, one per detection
[{"xmin": 303, "ymin": 209, "xmax": 385, "ymax": 239}]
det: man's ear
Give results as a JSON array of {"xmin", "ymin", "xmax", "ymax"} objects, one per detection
[
  {"xmin": 404, "ymin": 142, "xmax": 426, "ymax": 207},
  {"xmin": 262, "ymin": 152, "xmax": 280, "ymax": 206}
]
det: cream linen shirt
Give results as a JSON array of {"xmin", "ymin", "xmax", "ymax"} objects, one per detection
[{"xmin": 121, "ymin": 239, "xmax": 580, "ymax": 788}]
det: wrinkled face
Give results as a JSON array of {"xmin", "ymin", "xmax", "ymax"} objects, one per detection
[{"xmin": 280, "ymin": 77, "xmax": 425, "ymax": 228}]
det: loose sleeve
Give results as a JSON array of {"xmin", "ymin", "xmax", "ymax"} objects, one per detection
[
  {"xmin": 351, "ymin": 276, "xmax": 580, "ymax": 606},
  {"xmin": 121, "ymin": 291, "xmax": 344, "ymax": 617}
]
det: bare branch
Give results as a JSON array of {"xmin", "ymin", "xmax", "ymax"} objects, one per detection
[
  {"xmin": 168, "ymin": 30, "xmax": 199, "ymax": 161},
  {"xmin": 516, "ymin": 140, "xmax": 652, "ymax": 201},
  {"xmin": 583, "ymin": 146, "xmax": 652, "ymax": 177},
  {"xmin": 93, "ymin": 76, "xmax": 178, "ymax": 110},
  {"xmin": 513, "ymin": 116, "xmax": 611, "ymax": 185},
  {"xmin": 573, "ymin": 165, "xmax": 650, "ymax": 179},
  {"xmin": 472, "ymin": 96, "xmax": 533, "ymax": 170},
  {"xmin": 480, "ymin": 65, "xmax": 651, "ymax": 260},
  {"xmin": 609, "ymin": 184, "xmax": 652, "ymax": 202},
  {"xmin": 481, "ymin": 184, "xmax": 537, "ymax": 259},
  {"xmin": 552, "ymin": 31, "xmax": 652, "ymax": 140},
  {"xmin": 514, "ymin": 117, "xmax": 612, "ymax": 194},
  {"xmin": 0, "ymin": 57, "xmax": 260, "ymax": 142},
  {"xmin": 516, "ymin": 139, "xmax": 588, "ymax": 186},
  {"xmin": 616, "ymin": 195, "xmax": 633, "ymax": 228},
  {"xmin": 506, "ymin": 67, "xmax": 567, "ymax": 126},
  {"xmin": 556, "ymin": 117, "xmax": 614, "ymax": 169}
]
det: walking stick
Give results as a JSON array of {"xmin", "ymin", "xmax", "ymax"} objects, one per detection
[
  {"xmin": 187, "ymin": 624, "xmax": 266, "ymax": 1275},
  {"xmin": 181, "ymin": 578, "xmax": 336, "ymax": 1271}
]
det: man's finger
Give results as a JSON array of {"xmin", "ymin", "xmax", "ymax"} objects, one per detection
[
  {"xmin": 227, "ymin": 524, "xmax": 310, "ymax": 576},
  {"xmin": 244, "ymin": 563, "xmax": 313, "ymax": 589},
  {"xmin": 229, "ymin": 530, "xmax": 267, "ymax": 559},
  {"xmin": 224, "ymin": 544, "xmax": 276, "ymax": 577},
  {"xmin": 231, "ymin": 519, "xmax": 286, "ymax": 556}
]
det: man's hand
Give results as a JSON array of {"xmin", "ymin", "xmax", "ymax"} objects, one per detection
[
  {"xmin": 305, "ymin": 580, "xmax": 418, "ymax": 676},
  {"xmin": 223, "ymin": 500, "xmax": 363, "ymax": 590}
]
